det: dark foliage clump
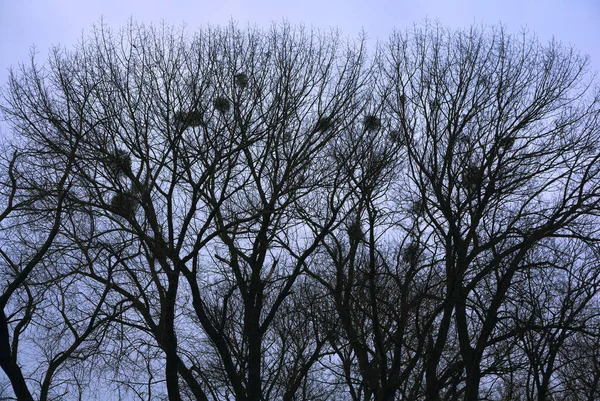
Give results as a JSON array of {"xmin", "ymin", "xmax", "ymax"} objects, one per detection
[
  {"xmin": 213, "ymin": 96, "xmax": 230, "ymax": 113},
  {"xmin": 364, "ymin": 114, "xmax": 381, "ymax": 132}
]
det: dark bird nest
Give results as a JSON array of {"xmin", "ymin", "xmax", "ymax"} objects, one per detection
[
  {"xmin": 364, "ymin": 114, "xmax": 381, "ymax": 132},
  {"xmin": 462, "ymin": 164, "xmax": 481, "ymax": 190},
  {"xmin": 235, "ymin": 73, "xmax": 249, "ymax": 88},
  {"xmin": 347, "ymin": 221, "xmax": 364, "ymax": 241},
  {"xmin": 389, "ymin": 129, "xmax": 406, "ymax": 145},
  {"xmin": 456, "ymin": 134, "xmax": 470, "ymax": 147},
  {"xmin": 108, "ymin": 149, "xmax": 132, "ymax": 176},
  {"xmin": 111, "ymin": 191, "xmax": 137, "ymax": 218},
  {"xmin": 315, "ymin": 116, "xmax": 332, "ymax": 132},
  {"xmin": 499, "ymin": 136, "xmax": 515, "ymax": 150},
  {"xmin": 213, "ymin": 96, "xmax": 230, "ymax": 113},
  {"xmin": 402, "ymin": 242, "xmax": 420, "ymax": 266},
  {"xmin": 411, "ymin": 199, "xmax": 426, "ymax": 216},
  {"xmin": 175, "ymin": 110, "xmax": 204, "ymax": 127}
]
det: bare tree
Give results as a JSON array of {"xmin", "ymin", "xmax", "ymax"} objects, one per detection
[
  {"xmin": 383, "ymin": 22, "xmax": 600, "ymax": 400},
  {"xmin": 505, "ymin": 240, "xmax": 600, "ymax": 400},
  {"xmin": 558, "ymin": 309, "xmax": 600, "ymax": 401},
  {"xmin": 2, "ymin": 21, "xmax": 372, "ymax": 401},
  {"xmin": 309, "ymin": 101, "xmax": 441, "ymax": 401},
  {"xmin": 2, "ymin": 20, "xmax": 600, "ymax": 401},
  {"xmin": 0, "ymin": 121, "xmax": 77, "ymax": 400},
  {"xmin": 0, "ymin": 57, "xmax": 127, "ymax": 401}
]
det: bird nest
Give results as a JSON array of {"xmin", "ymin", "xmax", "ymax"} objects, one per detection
[
  {"xmin": 363, "ymin": 114, "xmax": 381, "ymax": 132},
  {"xmin": 235, "ymin": 73, "xmax": 249, "ymax": 88},
  {"xmin": 213, "ymin": 96, "xmax": 230, "ymax": 113},
  {"xmin": 111, "ymin": 191, "xmax": 137, "ymax": 218}
]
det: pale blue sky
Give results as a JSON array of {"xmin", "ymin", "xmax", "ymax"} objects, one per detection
[{"xmin": 1, "ymin": 0, "xmax": 599, "ymax": 92}]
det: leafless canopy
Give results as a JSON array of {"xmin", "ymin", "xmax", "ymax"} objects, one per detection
[{"xmin": 1, "ymin": 21, "xmax": 600, "ymax": 401}]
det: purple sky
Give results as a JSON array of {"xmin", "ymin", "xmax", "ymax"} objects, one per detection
[{"xmin": 1, "ymin": 0, "xmax": 599, "ymax": 97}]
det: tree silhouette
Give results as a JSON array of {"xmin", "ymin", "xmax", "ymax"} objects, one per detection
[{"xmin": 1, "ymin": 20, "xmax": 600, "ymax": 401}]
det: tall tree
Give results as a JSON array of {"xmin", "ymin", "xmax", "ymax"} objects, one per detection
[
  {"xmin": 1, "ymin": 20, "xmax": 600, "ymax": 401},
  {"xmin": 1, "ymin": 21, "xmax": 371, "ymax": 400},
  {"xmin": 383, "ymin": 23, "xmax": 600, "ymax": 400}
]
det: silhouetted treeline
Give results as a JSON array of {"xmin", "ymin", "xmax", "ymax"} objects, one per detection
[{"xmin": 1, "ymin": 21, "xmax": 600, "ymax": 401}]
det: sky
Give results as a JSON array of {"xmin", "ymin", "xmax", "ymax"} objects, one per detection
[
  {"xmin": 0, "ymin": 0, "xmax": 597, "ymax": 396},
  {"xmin": 0, "ymin": 0, "xmax": 599, "ymax": 102}
]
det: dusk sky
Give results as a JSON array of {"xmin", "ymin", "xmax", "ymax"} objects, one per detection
[{"xmin": 1, "ymin": 0, "xmax": 599, "ymax": 98}]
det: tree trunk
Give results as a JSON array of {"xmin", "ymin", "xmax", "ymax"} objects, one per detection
[{"xmin": 0, "ymin": 309, "xmax": 34, "ymax": 401}]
